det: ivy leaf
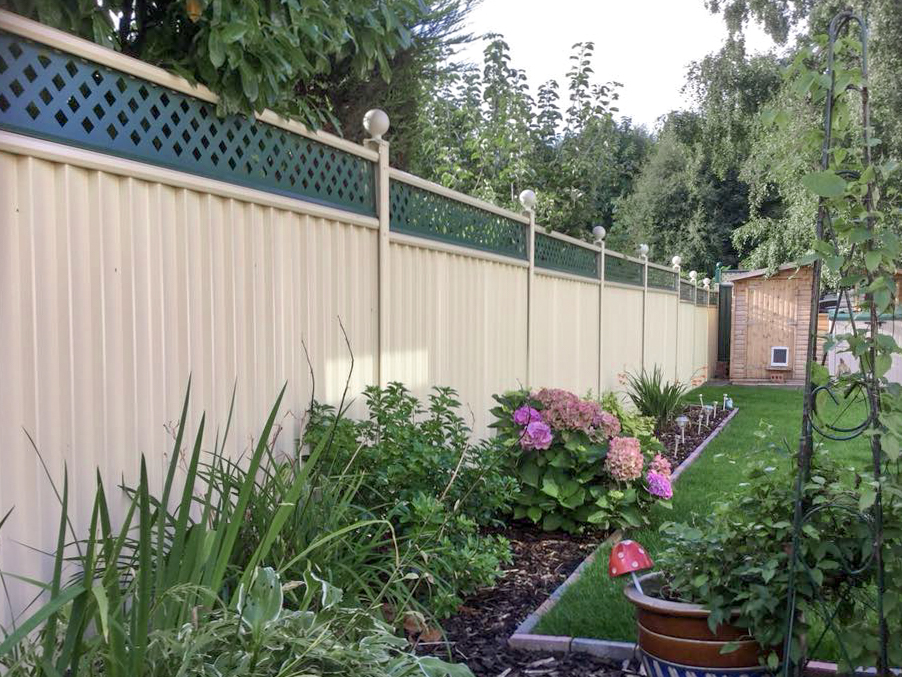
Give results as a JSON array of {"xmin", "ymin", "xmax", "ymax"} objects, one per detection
[
  {"xmin": 859, "ymin": 485, "xmax": 877, "ymax": 512},
  {"xmin": 802, "ymin": 171, "xmax": 846, "ymax": 198},
  {"xmin": 208, "ymin": 30, "xmax": 226, "ymax": 67}
]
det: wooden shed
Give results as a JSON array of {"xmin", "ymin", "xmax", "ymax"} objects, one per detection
[{"xmin": 729, "ymin": 264, "xmax": 821, "ymax": 385}]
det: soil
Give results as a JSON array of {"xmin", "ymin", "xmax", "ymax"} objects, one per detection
[
  {"xmin": 656, "ymin": 404, "xmax": 733, "ymax": 468},
  {"xmin": 416, "ymin": 523, "xmax": 628, "ymax": 676}
]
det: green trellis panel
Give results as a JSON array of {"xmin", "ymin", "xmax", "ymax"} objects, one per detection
[
  {"xmin": 709, "ymin": 290, "xmax": 719, "ymax": 306},
  {"xmin": 680, "ymin": 280, "xmax": 695, "ymax": 302},
  {"xmin": 389, "ymin": 180, "xmax": 528, "ymax": 259},
  {"xmin": 604, "ymin": 255, "xmax": 644, "ymax": 287},
  {"xmin": 535, "ymin": 233, "xmax": 597, "ymax": 278},
  {"xmin": 0, "ymin": 31, "xmax": 376, "ymax": 216},
  {"xmin": 647, "ymin": 266, "xmax": 677, "ymax": 291}
]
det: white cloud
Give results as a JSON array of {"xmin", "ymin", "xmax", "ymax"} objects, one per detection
[{"xmin": 454, "ymin": 0, "xmax": 780, "ymax": 129}]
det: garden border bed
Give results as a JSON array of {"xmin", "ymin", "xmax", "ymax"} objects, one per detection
[{"xmin": 507, "ymin": 407, "xmax": 739, "ymax": 658}]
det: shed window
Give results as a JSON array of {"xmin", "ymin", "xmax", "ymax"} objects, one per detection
[{"xmin": 770, "ymin": 346, "xmax": 789, "ymax": 367}]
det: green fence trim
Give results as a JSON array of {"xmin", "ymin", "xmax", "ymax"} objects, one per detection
[
  {"xmin": 389, "ymin": 180, "xmax": 528, "ymax": 259},
  {"xmin": 605, "ymin": 255, "xmax": 644, "ymax": 286},
  {"xmin": 535, "ymin": 233, "xmax": 597, "ymax": 277},
  {"xmin": 0, "ymin": 31, "xmax": 377, "ymax": 216},
  {"xmin": 680, "ymin": 280, "xmax": 695, "ymax": 302},
  {"xmin": 709, "ymin": 289, "xmax": 719, "ymax": 306},
  {"xmin": 647, "ymin": 266, "xmax": 677, "ymax": 291}
]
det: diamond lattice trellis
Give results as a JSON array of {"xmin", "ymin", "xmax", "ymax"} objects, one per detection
[
  {"xmin": 389, "ymin": 180, "xmax": 528, "ymax": 259},
  {"xmin": 647, "ymin": 266, "xmax": 678, "ymax": 291},
  {"xmin": 0, "ymin": 32, "xmax": 376, "ymax": 216},
  {"xmin": 709, "ymin": 289, "xmax": 719, "ymax": 306},
  {"xmin": 680, "ymin": 280, "xmax": 696, "ymax": 302},
  {"xmin": 535, "ymin": 233, "xmax": 597, "ymax": 278},
  {"xmin": 604, "ymin": 255, "xmax": 644, "ymax": 287}
]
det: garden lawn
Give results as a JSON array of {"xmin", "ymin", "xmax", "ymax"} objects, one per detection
[{"xmin": 533, "ymin": 384, "xmax": 872, "ymax": 649}]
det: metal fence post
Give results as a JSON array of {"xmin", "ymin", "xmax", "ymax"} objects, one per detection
[
  {"xmin": 598, "ymin": 241, "xmax": 606, "ymax": 396},
  {"xmin": 641, "ymin": 254, "xmax": 649, "ymax": 372},
  {"xmin": 674, "ymin": 265, "xmax": 681, "ymax": 382},
  {"xmin": 526, "ymin": 210, "xmax": 536, "ymax": 387},
  {"xmin": 364, "ymin": 110, "xmax": 391, "ymax": 387}
]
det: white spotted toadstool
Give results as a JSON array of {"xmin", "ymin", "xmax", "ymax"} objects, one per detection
[{"xmin": 608, "ymin": 539, "xmax": 653, "ymax": 594}]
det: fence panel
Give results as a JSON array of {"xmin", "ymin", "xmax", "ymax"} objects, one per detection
[
  {"xmin": 645, "ymin": 290, "xmax": 679, "ymax": 382},
  {"xmin": 386, "ymin": 241, "xmax": 528, "ymax": 436},
  {"xmin": 601, "ymin": 284, "xmax": 644, "ymax": 391},
  {"xmin": 0, "ymin": 149, "xmax": 379, "ymax": 620},
  {"xmin": 532, "ymin": 273, "xmax": 600, "ymax": 394}
]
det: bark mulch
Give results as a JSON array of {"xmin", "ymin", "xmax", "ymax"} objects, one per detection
[
  {"xmin": 416, "ymin": 523, "xmax": 627, "ymax": 677},
  {"xmin": 657, "ymin": 403, "xmax": 733, "ymax": 468}
]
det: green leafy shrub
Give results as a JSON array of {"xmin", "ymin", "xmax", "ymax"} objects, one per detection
[
  {"xmin": 599, "ymin": 391, "xmax": 664, "ymax": 454},
  {"xmin": 305, "ymin": 383, "xmax": 516, "ymax": 618},
  {"xmin": 656, "ymin": 454, "xmax": 874, "ymax": 670},
  {"xmin": 623, "ymin": 365, "xmax": 689, "ymax": 430},
  {"xmin": 490, "ymin": 388, "xmax": 671, "ymax": 534},
  {"xmin": 0, "ymin": 383, "xmax": 473, "ymax": 675}
]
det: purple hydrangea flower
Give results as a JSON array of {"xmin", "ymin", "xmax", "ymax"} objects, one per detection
[
  {"xmin": 513, "ymin": 405, "xmax": 542, "ymax": 426},
  {"xmin": 521, "ymin": 421, "xmax": 553, "ymax": 450},
  {"xmin": 646, "ymin": 470, "xmax": 673, "ymax": 499}
]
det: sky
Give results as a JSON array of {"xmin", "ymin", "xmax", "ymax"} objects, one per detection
[{"xmin": 455, "ymin": 0, "xmax": 782, "ymax": 130}]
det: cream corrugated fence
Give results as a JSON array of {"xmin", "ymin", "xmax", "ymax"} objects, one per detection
[{"xmin": 0, "ymin": 11, "xmax": 719, "ymax": 623}]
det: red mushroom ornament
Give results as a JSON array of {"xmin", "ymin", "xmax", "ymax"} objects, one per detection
[{"xmin": 608, "ymin": 539, "xmax": 653, "ymax": 594}]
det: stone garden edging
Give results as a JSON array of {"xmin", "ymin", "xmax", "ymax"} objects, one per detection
[{"xmin": 507, "ymin": 407, "xmax": 740, "ymax": 658}]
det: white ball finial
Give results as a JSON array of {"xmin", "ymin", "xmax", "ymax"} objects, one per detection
[
  {"xmin": 703, "ymin": 277, "xmax": 711, "ymax": 289},
  {"xmin": 592, "ymin": 225, "xmax": 606, "ymax": 242},
  {"xmin": 689, "ymin": 270, "xmax": 698, "ymax": 281},
  {"xmin": 519, "ymin": 189, "xmax": 537, "ymax": 211},
  {"xmin": 363, "ymin": 109, "xmax": 390, "ymax": 140},
  {"xmin": 638, "ymin": 243, "xmax": 649, "ymax": 258},
  {"xmin": 671, "ymin": 255, "xmax": 682, "ymax": 268}
]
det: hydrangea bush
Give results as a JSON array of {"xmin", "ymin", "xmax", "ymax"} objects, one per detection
[{"xmin": 490, "ymin": 388, "xmax": 672, "ymax": 533}]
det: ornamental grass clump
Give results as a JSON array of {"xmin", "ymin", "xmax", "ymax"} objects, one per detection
[{"xmin": 491, "ymin": 388, "xmax": 671, "ymax": 533}]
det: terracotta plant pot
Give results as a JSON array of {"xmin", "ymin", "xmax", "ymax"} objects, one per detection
[{"xmin": 624, "ymin": 573, "xmax": 772, "ymax": 677}]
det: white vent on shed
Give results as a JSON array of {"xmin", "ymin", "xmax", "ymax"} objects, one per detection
[{"xmin": 770, "ymin": 346, "xmax": 790, "ymax": 367}]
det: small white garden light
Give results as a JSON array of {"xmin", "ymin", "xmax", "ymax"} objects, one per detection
[
  {"xmin": 676, "ymin": 415, "xmax": 689, "ymax": 443},
  {"xmin": 363, "ymin": 109, "xmax": 390, "ymax": 140},
  {"xmin": 671, "ymin": 255, "xmax": 682, "ymax": 269},
  {"xmin": 638, "ymin": 243, "xmax": 649, "ymax": 259},
  {"xmin": 519, "ymin": 189, "xmax": 537, "ymax": 211},
  {"xmin": 592, "ymin": 225, "xmax": 607, "ymax": 245}
]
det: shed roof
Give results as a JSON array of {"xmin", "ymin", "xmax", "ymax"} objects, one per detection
[{"xmin": 727, "ymin": 262, "xmax": 808, "ymax": 283}]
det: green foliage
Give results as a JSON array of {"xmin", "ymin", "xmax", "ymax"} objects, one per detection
[
  {"xmin": 490, "ymin": 389, "xmax": 666, "ymax": 534},
  {"xmin": 0, "ymin": 383, "xmax": 472, "ymax": 675},
  {"xmin": 658, "ymin": 454, "xmax": 872, "ymax": 669},
  {"xmin": 1, "ymin": 0, "xmax": 430, "ymax": 129},
  {"xmin": 615, "ymin": 42, "xmax": 782, "ymax": 270},
  {"xmin": 304, "ymin": 383, "xmax": 515, "ymax": 618},
  {"xmin": 623, "ymin": 366, "xmax": 689, "ymax": 430},
  {"xmin": 598, "ymin": 392, "xmax": 664, "ymax": 454},
  {"xmin": 409, "ymin": 38, "xmax": 650, "ymax": 241}
]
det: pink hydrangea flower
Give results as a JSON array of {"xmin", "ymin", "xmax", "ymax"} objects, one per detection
[
  {"xmin": 596, "ymin": 411, "xmax": 621, "ymax": 438},
  {"xmin": 649, "ymin": 454, "xmax": 672, "ymax": 478},
  {"xmin": 521, "ymin": 421, "xmax": 553, "ymax": 450},
  {"xmin": 646, "ymin": 470, "xmax": 673, "ymax": 499},
  {"xmin": 531, "ymin": 388, "xmax": 619, "ymax": 437},
  {"xmin": 605, "ymin": 437, "xmax": 644, "ymax": 481},
  {"xmin": 513, "ymin": 405, "xmax": 542, "ymax": 426}
]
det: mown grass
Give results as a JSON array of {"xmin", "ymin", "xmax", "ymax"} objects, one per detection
[{"xmin": 533, "ymin": 384, "xmax": 872, "ymax": 651}]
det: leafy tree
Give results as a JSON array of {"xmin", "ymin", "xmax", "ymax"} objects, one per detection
[
  {"xmin": 613, "ymin": 42, "xmax": 782, "ymax": 271},
  {"xmin": 707, "ymin": 0, "xmax": 902, "ymax": 268},
  {"xmin": 409, "ymin": 38, "xmax": 650, "ymax": 241},
  {"xmin": 1, "ymin": 0, "xmax": 432, "ymax": 129}
]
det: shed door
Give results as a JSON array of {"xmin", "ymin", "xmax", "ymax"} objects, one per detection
[{"xmin": 744, "ymin": 279, "xmax": 798, "ymax": 380}]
